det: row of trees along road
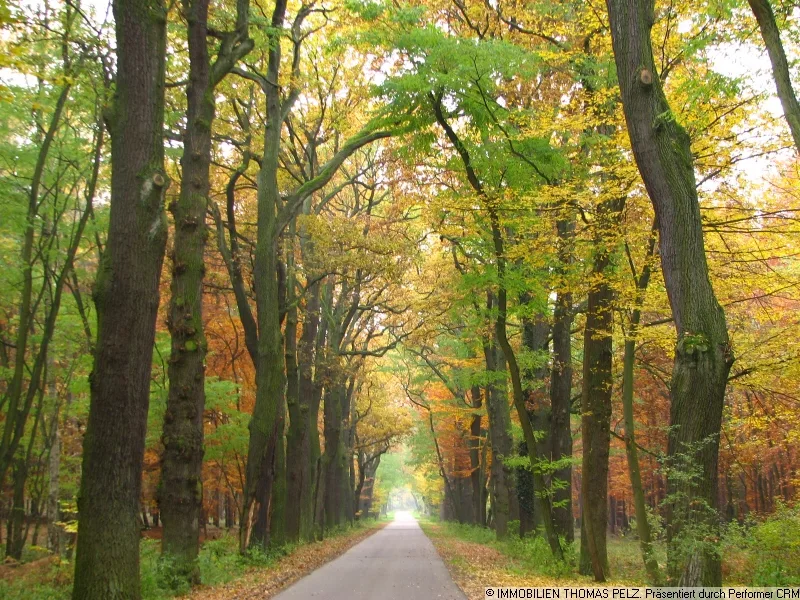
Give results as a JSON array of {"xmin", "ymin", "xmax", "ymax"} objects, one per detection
[{"xmin": 2, "ymin": 0, "xmax": 800, "ymax": 597}]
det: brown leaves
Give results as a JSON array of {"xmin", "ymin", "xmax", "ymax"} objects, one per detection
[
  {"xmin": 183, "ymin": 522, "xmax": 386, "ymax": 600},
  {"xmin": 421, "ymin": 523, "xmax": 556, "ymax": 600}
]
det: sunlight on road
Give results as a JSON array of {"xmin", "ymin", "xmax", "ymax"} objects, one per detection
[{"xmin": 393, "ymin": 510, "xmax": 416, "ymax": 522}]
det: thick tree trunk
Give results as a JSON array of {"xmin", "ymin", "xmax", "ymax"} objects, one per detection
[
  {"xmin": 292, "ymin": 278, "xmax": 322, "ymax": 540},
  {"xmin": 72, "ymin": 0, "xmax": 168, "ymax": 595},
  {"xmin": 520, "ymin": 310, "xmax": 550, "ymax": 538},
  {"xmin": 323, "ymin": 378, "xmax": 351, "ymax": 528},
  {"xmin": 747, "ymin": 0, "xmax": 800, "ymax": 152},
  {"xmin": 159, "ymin": 0, "xmax": 212, "ymax": 582},
  {"xmin": 550, "ymin": 218, "xmax": 575, "ymax": 542},
  {"xmin": 605, "ymin": 0, "xmax": 733, "ymax": 585},
  {"xmin": 269, "ymin": 394, "xmax": 287, "ymax": 546},
  {"xmin": 483, "ymin": 330, "xmax": 513, "ymax": 540},
  {"xmin": 311, "ymin": 284, "xmax": 332, "ymax": 539},
  {"xmin": 343, "ymin": 382, "xmax": 357, "ymax": 526},
  {"xmin": 5, "ymin": 458, "xmax": 26, "ymax": 560},
  {"xmin": 239, "ymin": 0, "xmax": 288, "ymax": 553},
  {"xmin": 284, "ymin": 227, "xmax": 309, "ymax": 542},
  {"xmin": 579, "ymin": 249, "xmax": 614, "ymax": 581}
]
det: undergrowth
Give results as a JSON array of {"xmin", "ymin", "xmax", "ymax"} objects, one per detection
[
  {"xmin": 423, "ymin": 505, "xmax": 800, "ymax": 586},
  {"xmin": 0, "ymin": 518, "xmax": 382, "ymax": 600}
]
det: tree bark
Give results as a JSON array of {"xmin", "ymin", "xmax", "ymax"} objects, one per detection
[
  {"xmin": 323, "ymin": 376, "xmax": 351, "ymax": 528},
  {"xmin": 550, "ymin": 218, "xmax": 575, "ymax": 542},
  {"xmin": 239, "ymin": 0, "xmax": 288, "ymax": 553},
  {"xmin": 519, "ymin": 313, "xmax": 549, "ymax": 537},
  {"xmin": 160, "ymin": 0, "xmax": 214, "ymax": 581},
  {"xmin": 72, "ymin": 0, "xmax": 169, "ymax": 595},
  {"xmin": 6, "ymin": 458, "xmax": 26, "ymax": 559},
  {"xmin": 268, "ymin": 392, "xmax": 287, "ymax": 546},
  {"xmin": 288, "ymin": 274, "xmax": 322, "ymax": 541},
  {"xmin": 284, "ymin": 220, "xmax": 307, "ymax": 542},
  {"xmin": 605, "ymin": 0, "xmax": 733, "ymax": 585},
  {"xmin": 579, "ymin": 239, "xmax": 615, "ymax": 581},
  {"xmin": 482, "ymin": 324, "xmax": 512, "ymax": 540}
]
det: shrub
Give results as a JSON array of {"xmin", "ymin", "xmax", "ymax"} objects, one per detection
[{"xmin": 722, "ymin": 503, "xmax": 800, "ymax": 585}]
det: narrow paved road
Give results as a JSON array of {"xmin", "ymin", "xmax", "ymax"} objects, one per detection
[{"xmin": 273, "ymin": 511, "xmax": 467, "ymax": 599}]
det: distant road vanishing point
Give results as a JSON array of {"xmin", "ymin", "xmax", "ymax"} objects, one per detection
[{"xmin": 273, "ymin": 511, "xmax": 468, "ymax": 599}]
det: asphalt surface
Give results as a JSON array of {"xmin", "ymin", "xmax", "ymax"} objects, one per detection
[{"xmin": 273, "ymin": 511, "xmax": 468, "ymax": 600}]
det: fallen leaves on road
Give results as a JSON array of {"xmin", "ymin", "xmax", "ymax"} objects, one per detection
[
  {"xmin": 183, "ymin": 522, "xmax": 386, "ymax": 600},
  {"xmin": 422, "ymin": 523, "xmax": 560, "ymax": 600}
]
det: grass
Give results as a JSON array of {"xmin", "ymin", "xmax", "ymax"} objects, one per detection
[
  {"xmin": 420, "ymin": 519, "xmax": 582, "ymax": 584},
  {"xmin": 0, "ymin": 518, "xmax": 387, "ymax": 600},
  {"xmin": 420, "ymin": 505, "xmax": 800, "ymax": 593}
]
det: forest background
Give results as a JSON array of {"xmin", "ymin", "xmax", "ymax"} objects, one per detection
[{"xmin": 1, "ymin": 0, "xmax": 800, "ymax": 598}]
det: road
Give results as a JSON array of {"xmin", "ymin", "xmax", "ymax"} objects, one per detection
[{"xmin": 273, "ymin": 511, "xmax": 468, "ymax": 600}]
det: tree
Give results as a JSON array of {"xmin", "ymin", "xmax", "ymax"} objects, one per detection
[
  {"xmin": 159, "ymin": 0, "xmax": 251, "ymax": 583},
  {"xmin": 605, "ymin": 0, "xmax": 733, "ymax": 585},
  {"xmin": 747, "ymin": 0, "xmax": 800, "ymax": 152},
  {"xmin": 72, "ymin": 0, "xmax": 169, "ymax": 596},
  {"xmin": 620, "ymin": 223, "xmax": 663, "ymax": 584},
  {"xmin": 217, "ymin": 0, "xmax": 395, "ymax": 550}
]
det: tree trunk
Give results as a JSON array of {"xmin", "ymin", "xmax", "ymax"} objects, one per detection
[
  {"xmin": 284, "ymin": 223, "xmax": 309, "ymax": 542},
  {"xmin": 483, "ymin": 329, "xmax": 512, "ymax": 540},
  {"xmin": 311, "ymin": 283, "xmax": 331, "ymax": 539},
  {"xmin": 520, "ymin": 308, "xmax": 550, "ymax": 538},
  {"xmin": 47, "ymin": 374, "xmax": 63, "ymax": 555},
  {"xmin": 47, "ymin": 422, "xmax": 61, "ymax": 554},
  {"xmin": 359, "ymin": 455, "xmax": 381, "ymax": 517},
  {"xmin": 605, "ymin": 0, "xmax": 733, "ymax": 584},
  {"xmin": 747, "ymin": 0, "xmax": 800, "ymax": 152},
  {"xmin": 294, "ymin": 277, "xmax": 323, "ymax": 540},
  {"xmin": 5, "ymin": 458, "xmax": 26, "ymax": 560},
  {"xmin": 72, "ymin": 0, "xmax": 169, "ymax": 595},
  {"xmin": 579, "ymin": 271, "xmax": 613, "ymax": 580},
  {"xmin": 469, "ymin": 386, "xmax": 485, "ymax": 526},
  {"xmin": 550, "ymin": 218, "xmax": 575, "ymax": 542},
  {"xmin": 160, "ymin": 0, "xmax": 213, "ymax": 581},
  {"xmin": 268, "ymin": 393, "xmax": 287, "ymax": 546},
  {"xmin": 622, "ymin": 229, "xmax": 663, "ymax": 584},
  {"xmin": 430, "ymin": 94, "xmax": 563, "ymax": 558},
  {"xmin": 323, "ymin": 378, "xmax": 349, "ymax": 528},
  {"xmin": 239, "ymin": 0, "xmax": 288, "ymax": 553},
  {"xmin": 225, "ymin": 494, "xmax": 235, "ymax": 528},
  {"xmin": 579, "ymin": 199, "xmax": 622, "ymax": 582}
]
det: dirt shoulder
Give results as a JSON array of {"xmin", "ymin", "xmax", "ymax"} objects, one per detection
[{"xmin": 184, "ymin": 521, "xmax": 387, "ymax": 600}]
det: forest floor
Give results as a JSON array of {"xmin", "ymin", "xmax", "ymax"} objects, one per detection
[
  {"xmin": 419, "ymin": 519, "xmax": 661, "ymax": 600},
  {"xmin": 0, "ymin": 519, "xmax": 387, "ymax": 600},
  {"xmin": 182, "ymin": 520, "xmax": 388, "ymax": 600},
  {"xmin": 421, "ymin": 521, "xmax": 561, "ymax": 600}
]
